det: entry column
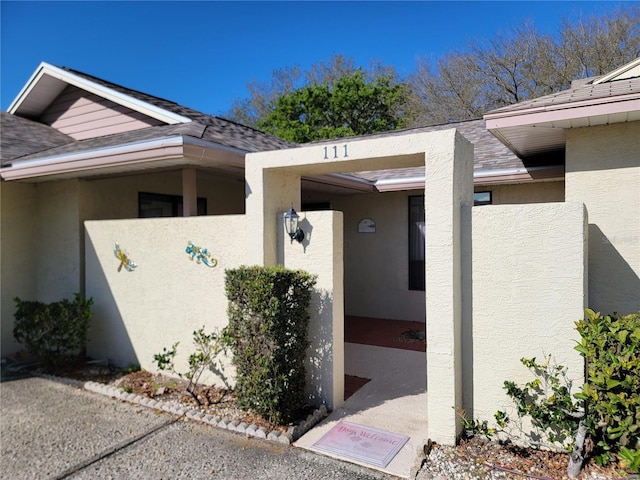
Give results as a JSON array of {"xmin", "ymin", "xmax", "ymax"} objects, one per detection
[{"xmin": 424, "ymin": 130, "xmax": 473, "ymax": 445}]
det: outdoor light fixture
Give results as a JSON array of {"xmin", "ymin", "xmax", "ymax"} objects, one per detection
[{"xmin": 283, "ymin": 204, "xmax": 305, "ymax": 243}]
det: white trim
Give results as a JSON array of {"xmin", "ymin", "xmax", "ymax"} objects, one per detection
[
  {"xmin": 8, "ymin": 62, "xmax": 191, "ymax": 125},
  {"xmin": 593, "ymin": 58, "xmax": 640, "ymax": 85},
  {"xmin": 6, "ymin": 136, "xmax": 185, "ymax": 168},
  {"xmin": 182, "ymin": 135, "xmax": 246, "ymax": 156},
  {"xmin": 375, "ymin": 175, "xmax": 425, "ymax": 187}
]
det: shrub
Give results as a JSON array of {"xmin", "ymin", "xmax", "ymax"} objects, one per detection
[
  {"xmin": 462, "ymin": 309, "xmax": 640, "ymax": 476},
  {"xmin": 224, "ymin": 265, "xmax": 317, "ymax": 424},
  {"xmin": 574, "ymin": 309, "xmax": 640, "ymax": 470},
  {"xmin": 13, "ymin": 293, "xmax": 93, "ymax": 365},
  {"xmin": 153, "ymin": 327, "xmax": 228, "ymax": 406},
  {"xmin": 503, "ymin": 355, "xmax": 582, "ymax": 450}
]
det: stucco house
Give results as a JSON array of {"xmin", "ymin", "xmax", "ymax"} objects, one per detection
[{"xmin": 1, "ymin": 59, "xmax": 638, "ymax": 455}]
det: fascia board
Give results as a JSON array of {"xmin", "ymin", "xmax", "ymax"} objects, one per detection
[
  {"xmin": 485, "ymin": 95, "xmax": 640, "ymax": 129},
  {"xmin": 372, "ymin": 165, "xmax": 564, "ymax": 192},
  {"xmin": 593, "ymin": 58, "xmax": 640, "ymax": 84},
  {"xmin": 8, "ymin": 62, "xmax": 191, "ymax": 125},
  {"xmin": 7, "ymin": 62, "xmax": 52, "ymax": 113},
  {"xmin": 0, "ymin": 136, "xmax": 186, "ymax": 181}
]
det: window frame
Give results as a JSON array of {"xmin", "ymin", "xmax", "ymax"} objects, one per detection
[{"xmin": 408, "ymin": 195, "xmax": 426, "ymax": 291}]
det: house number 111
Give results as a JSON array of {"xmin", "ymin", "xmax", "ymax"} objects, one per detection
[{"xmin": 323, "ymin": 144, "xmax": 349, "ymax": 160}]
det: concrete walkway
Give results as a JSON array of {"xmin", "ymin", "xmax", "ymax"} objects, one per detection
[
  {"xmin": 295, "ymin": 343, "xmax": 428, "ymax": 479},
  {"xmin": 0, "ymin": 375, "xmax": 397, "ymax": 480}
]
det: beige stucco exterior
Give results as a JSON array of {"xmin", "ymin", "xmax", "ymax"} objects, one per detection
[
  {"xmin": 1, "ymin": 182, "xmax": 38, "ymax": 355},
  {"xmin": 331, "ymin": 190, "xmax": 425, "ymax": 321},
  {"xmin": 565, "ymin": 121, "xmax": 640, "ymax": 315},
  {"xmin": 86, "ymin": 171, "xmax": 245, "ymax": 219},
  {"xmin": 465, "ymin": 202, "xmax": 588, "ymax": 443},
  {"xmin": 477, "ymin": 180, "xmax": 564, "ymax": 205},
  {"xmin": 282, "ymin": 211, "xmax": 345, "ymax": 410},
  {"xmin": 85, "ymin": 216, "xmax": 246, "ymax": 384}
]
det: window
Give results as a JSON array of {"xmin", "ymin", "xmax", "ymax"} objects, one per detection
[
  {"xmin": 408, "ymin": 192, "xmax": 492, "ymax": 291},
  {"xmin": 138, "ymin": 192, "xmax": 207, "ymax": 218},
  {"xmin": 474, "ymin": 191, "xmax": 492, "ymax": 206},
  {"xmin": 408, "ymin": 196, "xmax": 425, "ymax": 291}
]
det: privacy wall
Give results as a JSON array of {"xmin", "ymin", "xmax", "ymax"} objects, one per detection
[
  {"xmin": 85, "ymin": 215, "xmax": 246, "ymax": 383},
  {"xmin": 464, "ymin": 202, "xmax": 588, "ymax": 440}
]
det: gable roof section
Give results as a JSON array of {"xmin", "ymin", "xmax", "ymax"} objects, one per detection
[
  {"xmin": 485, "ymin": 57, "xmax": 640, "ymax": 158},
  {"xmin": 2, "ymin": 61, "xmax": 559, "ymax": 187},
  {"xmin": 9, "ymin": 63, "xmax": 191, "ymax": 125},
  {"xmin": 1, "ymin": 62, "xmax": 294, "ymax": 180}
]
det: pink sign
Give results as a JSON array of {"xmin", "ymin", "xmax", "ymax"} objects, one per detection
[{"xmin": 312, "ymin": 420, "xmax": 409, "ymax": 467}]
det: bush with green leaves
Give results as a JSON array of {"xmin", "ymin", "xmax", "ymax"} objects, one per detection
[
  {"xmin": 224, "ymin": 265, "xmax": 317, "ymax": 424},
  {"xmin": 460, "ymin": 309, "xmax": 640, "ymax": 476},
  {"xmin": 153, "ymin": 327, "xmax": 228, "ymax": 407},
  {"xmin": 503, "ymin": 355, "xmax": 582, "ymax": 450},
  {"xmin": 13, "ymin": 294, "xmax": 93, "ymax": 365},
  {"xmin": 574, "ymin": 309, "xmax": 640, "ymax": 471}
]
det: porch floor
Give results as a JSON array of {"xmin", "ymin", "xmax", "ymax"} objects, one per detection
[{"xmin": 296, "ymin": 316, "xmax": 427, "ymax": 479}]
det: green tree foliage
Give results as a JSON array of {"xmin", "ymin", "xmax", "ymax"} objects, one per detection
[
  {"xmin": 224, "ymin": 54, "xmax": 406, "ymax": 136},
  {"xmin": 255, "ymin": 70, "xmax": 406, "ymax": 143}
]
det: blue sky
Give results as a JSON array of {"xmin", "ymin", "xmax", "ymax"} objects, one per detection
[{"xmin": 1, "ymin": 1, "xmax": 633, "ymax": 116}]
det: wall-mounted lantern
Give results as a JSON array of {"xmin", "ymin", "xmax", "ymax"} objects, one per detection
[{"xmin": 283, "ymin": 205, "xmax": 305, "ymax": 243}]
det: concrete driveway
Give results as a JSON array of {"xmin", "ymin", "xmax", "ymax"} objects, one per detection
[{"xmin": 0, "ymin": 375, "xmax": 396, "ymax": 480}]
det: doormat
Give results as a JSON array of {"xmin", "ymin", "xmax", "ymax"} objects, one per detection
[{"xmin": 312, "ymin": 420, "xmax": 409, "ymax": 467}]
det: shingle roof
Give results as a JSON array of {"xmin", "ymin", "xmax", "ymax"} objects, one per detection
[
  {"xmin": 310, "ymin": 119, "xmax": 532, "ymax": 182},
  {"xmin": 1, "ymin": 112, "xmax": 74, "ymax": 166},
  {"xmin": 3, "ymin": 64, "xmax": 556, "ymax": 184},
  {"xmin": 486, "ymin": 76, "xmax": 640, "ymax": 115},
  {"xmin": 61, "ymin": 67, "xmax": 294, "ymax": 152}
]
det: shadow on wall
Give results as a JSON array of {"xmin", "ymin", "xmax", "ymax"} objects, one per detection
[
  {"xmin": 306, "ymin": 288, "xmax": 335, "ymax": 408},
  {"xmin": 589, "ymin": 224, "xmax": 640, "ymax": 315},
  {"xmin": 85, "ymin": 236, "xmax": 139, "ymax": 367},
  {"xmin": 460, "ymin": 205, "xmax": 474, "ymax": 418}
]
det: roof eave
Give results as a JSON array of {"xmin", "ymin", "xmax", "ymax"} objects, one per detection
[{"xmin": 0, "ymin": 136, "xmax": 248, "ymax": 182}]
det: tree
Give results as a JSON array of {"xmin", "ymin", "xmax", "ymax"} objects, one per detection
[
  {"xmin": 405, "ymin": 7, "xmax": 640, "ymax": 126},
  {"xmin": 255, "ymin": 70, "xmax": 407, "ymax": 143},
  {"xmin": 224, "ymin": 54, "xmax": 405, "ymax": 133}
]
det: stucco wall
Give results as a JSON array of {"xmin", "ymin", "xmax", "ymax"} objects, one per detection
[
  {"xmin": 565, "ymin": 121, "xmax": 640, "ymax": 315},
  {"xmin": 331, "ymin": 191, "xmax": 426, "ymax": 322},
  {"xmin": 85, "ymin": 171, "xmax": 245, "ymax": 220},
  {"xmin": 85, "ymin": 216, "xmax": 246, "ymax": 385},
  {"xmin": 465, "ymin": 202, "xmax": 587, "ymax": 442},
  {"xmin": 299, "ymin": 179, "xmax": 564, "ymax": 323},
  {"xmin": 282, "ymin": 210, "xmax": 344, "ymax": 410},
  {"xmin": 477, "ymin": 180, "xmax": 564, "ymax": 205},
  {"xmin": 36, "ymin": 180, "xmax": 83, "ymax": 302},
  {"xmin": 0, "ymin": 182, "xmax": 38, "ymax": 356}
]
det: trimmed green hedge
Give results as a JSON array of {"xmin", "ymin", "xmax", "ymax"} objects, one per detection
[
  {"xmin": 224, "ymin": 265, "xmax": 317, "ymax": 424},
  {"xmin": 13, "ymin": 293, "xmax": 93, "ymax": 365}
]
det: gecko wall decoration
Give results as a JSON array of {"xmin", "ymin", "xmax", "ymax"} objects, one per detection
[
  {"xmin": 186, "ymin": 241, "xmax": 218, "ymax": 268},
  {"xmin": 114, "ymin": 243, "xmax": 137, "ymax": 272}
]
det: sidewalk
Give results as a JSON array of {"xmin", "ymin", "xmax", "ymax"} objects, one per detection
[{"xmin": 0, "ymin": 375, "xmax": 397, "ymax": 480}]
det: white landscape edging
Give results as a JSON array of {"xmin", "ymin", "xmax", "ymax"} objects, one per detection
[{"xmin": 38, "ymin": 374, "xmax": 328, "ymax": 444}]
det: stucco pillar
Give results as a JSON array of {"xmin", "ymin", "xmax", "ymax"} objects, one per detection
[
  {"xmin": 182, "ymin": 168, "xmax": 197, "ymax": 217},
  {"xmin": 244, "ymin": 160, "xmax": 301, "ymax": 266},
  {"xmin": 425, "ymin": 131, "xmax": 474, "ymax": 445},
  {"xmin": 283, "ymin": 211, "xmax": 345, "ymax": 410}
]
